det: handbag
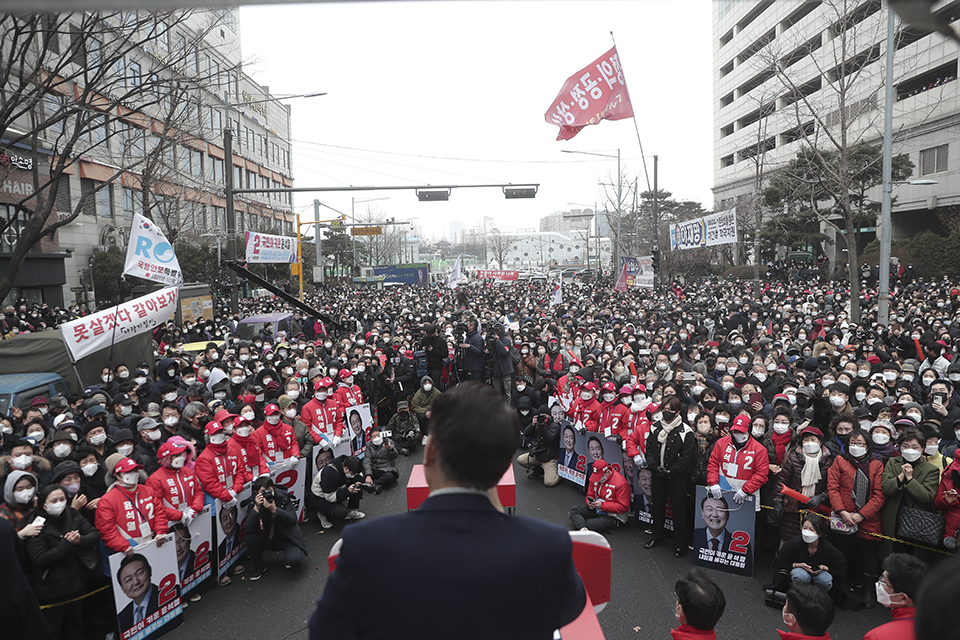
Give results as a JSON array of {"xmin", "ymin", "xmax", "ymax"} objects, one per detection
[
  {"xmin": 829, "ymin": 511, "xmax": 858, "ymax": 535},
  {"xmin": 895, "ymin": 503, "xmax": 945, "ymax": 546}
]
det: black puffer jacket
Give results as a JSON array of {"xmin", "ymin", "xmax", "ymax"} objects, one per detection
[
  {"xmin": 245, "ymin": 486, "xmax": 308, "ymax": 556},
  {"xmin": 24, "ymin": 506, "xmax": 100, "ymax": 603}
]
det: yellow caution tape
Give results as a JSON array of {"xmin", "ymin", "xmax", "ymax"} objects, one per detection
[{"xmin": 39, "ymin": 584, "xmax": 110, "ymax": 609}]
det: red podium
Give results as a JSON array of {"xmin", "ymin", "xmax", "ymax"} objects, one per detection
[{"xmin": 405, "ymin": 463, "xmax": 516, "ymax": 514}]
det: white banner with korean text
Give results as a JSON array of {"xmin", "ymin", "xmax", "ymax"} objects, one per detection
[
  {"xmin": 245, "ymin": 231, "xmax": 297, "ymax": 263},
  {"xmin": 60, "ymin": 287, "xmax": 179, "ymax": 361},
  {"xmin": 668, "ymin": 207, "xmax": 738, "ymax": 251}
]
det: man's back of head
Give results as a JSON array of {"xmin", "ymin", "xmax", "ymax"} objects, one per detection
[
  {"xmin": 784, "ymin": 583, "xmax": 835, "ymax": 637},
  {"xmin": 675, "ymin": 569, "xmax": 725, "ymax": 632},
  {"xmin": 426, "ymin": 382, "xmax": 520, "ymax": 490}
]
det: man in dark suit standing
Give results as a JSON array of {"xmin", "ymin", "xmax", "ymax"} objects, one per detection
[
  {"xmin": 117, "ymin": 554, "xmax": 160, "ymax": 631},
  {"xmin": 309, "ymin": 382, "xmax": 586, "ymax": 639}
]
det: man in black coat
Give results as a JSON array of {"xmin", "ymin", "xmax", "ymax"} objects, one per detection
[
  {"xmin": 245, "ymin": 476, "xmax": 308, "ymax": 579},
  {"xmin": 458, "ymin": 317, "xmax": 485, "ymax": 382},
  {"xmin": 419, "ymin": 323, "xmax": 448, "ymax": 388},
  {"xmin": 309, "ymin": 382, "xmax": 585, "ymax": 639}
]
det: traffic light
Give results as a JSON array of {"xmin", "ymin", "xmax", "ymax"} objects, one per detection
[{"xmin": 651, "ymin": 247, "xmax": 660, "ymax": 272}]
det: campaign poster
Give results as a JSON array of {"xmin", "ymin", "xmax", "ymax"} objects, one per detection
[
  {"xmin": 109, "ymin": 534, "xmax": 183, "ymax": 640},
  {"xmin": 270, "ymin": 457, "xmax": 308, "ymax": 521},
  {"xmin": 175, "ymin": 505, "xmax": 212, "ymax": 595},
  {"xmin": 557, "ymin": 422, "xmax": 623, "ymax": 488},
  {"xmin": 346, "ymin": 403, "xmax": 374, "ymax": 459},
  {"xmin": 632, "ymin": 464, "xmax": 676, "ymax": 531},
  {"xmin": 215, "ymin": 483, "xmax": 251, "ymax": 579},
  {"xmin": 692, "ymin": 485, "xmax": 755, "ymax": 577}
]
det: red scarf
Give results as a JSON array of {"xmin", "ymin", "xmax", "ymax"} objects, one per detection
[{"xmin": 772, "ymin": 430, "xmax": 792, "ymax": 464}]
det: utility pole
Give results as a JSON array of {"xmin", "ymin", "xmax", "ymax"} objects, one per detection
[
  {"xmin": 652, "ymin": 155, "xmax": 659, "ymax": 287},
  {"xmin": 224, "ymin": 127, "xmax": 239, "ymax": 314},
  {"xmin": 314, "ymin": 199, "xmax": 323, "ymax": 284}
]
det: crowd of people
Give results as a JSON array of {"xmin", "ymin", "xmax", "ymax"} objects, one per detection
[{"xmin": 6, "ymin": 269, "xmax": 960, "ymax": 638}]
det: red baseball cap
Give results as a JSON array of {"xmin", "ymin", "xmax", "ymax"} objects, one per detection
[
  {"xmin": 581, "ymin": 382, "xmax": 597, "ymax": 393},
  {"xmin": 114, "ymin": 458, "xmax": 142, "ymax": 474},
  {"xmin": 157, "ymin": 441, "xmax": 187, "ymax": 460},
  {"xmin": 263, "ymin": 404, "xmax": 281, "ymax": 416},
  {"xmin": 204, "ymin": 421, "xmax": 225, "ymax": 436},
  {"xmin": 339, "ymin": 369, "xmax": 352, "ymax": 379},
  {"xmin": 730, "ymin": 414, "xmax": 751, "ymax": 433}
]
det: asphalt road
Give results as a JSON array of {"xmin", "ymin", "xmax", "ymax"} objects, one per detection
[{"xmin": 161, "ymin": 448, "xmax": 891, "ymax": 640}]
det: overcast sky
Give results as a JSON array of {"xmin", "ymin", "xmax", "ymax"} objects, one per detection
[{"xmin": 239, "ymin": 0, "xmax": 713, "ymax": 241}]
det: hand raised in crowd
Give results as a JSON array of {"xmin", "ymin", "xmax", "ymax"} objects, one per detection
[
  {"xmin": 64, "ymin": 530, "xmax": 81, "ymax": 545},
  {"xmin": 71, "ymin": 493, "xmax": 88, "ymax": 510}
]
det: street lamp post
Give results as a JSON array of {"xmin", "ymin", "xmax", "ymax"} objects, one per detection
[{"xmin": 561, "ymin": 149, "xmax": 621, "ymax": 271}]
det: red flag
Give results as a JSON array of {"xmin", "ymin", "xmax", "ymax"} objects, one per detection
[
  {"xmin": 614, "ymin": 262, "xmax": 628, "ymax": 292},
  {"xmin": 545, "ymin": 45, "xmax": 635, "ymax": 141}
]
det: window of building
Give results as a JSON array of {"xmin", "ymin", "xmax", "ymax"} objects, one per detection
[
  {"xmin": 42, "ymin": 15, "xmax": 60, "ymax": 54},
  {"xmin": 896, "ymin": 59, "xmax": 958, "ymax": 101},
  {"xmin": 98, "ymin": 185, "xmax": 113, "ymax": 217},
  {"xmin": 55, "ymin": 178, "xmax": 71, "ymax": 214},
  {"xmin": 191, "ymin": 149, "xmax": 203, "ymax": 177},
  {"xmin": 720, "ymin": 123, "xmax": 734, "ymax": 138},
  {"xmin": 155, "ymin": 18, "xmax": 169, "ymax": 52},
  {"xmin": 128, "ymin": 61, "xmax": 142, "ymax": 90},
  {"xmin": 920, "ymin": 144, "xmax": 948, "ymax": 175},
  {"xmin": 122, "ymin": 188, "xmax": 140, "ymax": 219},
  {"xmin": 80, "ymin": 178, "xmax": 96, "ymax": 216},
  {"xmin": 68, "ymin": 24, "xmax": 85, "ymax": 67},
  {"xmin": 88, "ymin": 37, "xmax": 102, "ymax": 70},
  {"xmin": 211, "ymin": 157, "xmax": 224, "ymax": 183},
  {"xmin": 0, "ymin": 205, "xmax": 36, "ymax": 254}
]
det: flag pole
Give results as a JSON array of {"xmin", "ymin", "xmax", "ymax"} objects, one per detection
[
  {"xmin": 106, "ymin": 273, "xmax": 124, "ymax": 374},
  {"xmin": 610, "ymin": 31, "xmax": 653, "ymax": 195}
]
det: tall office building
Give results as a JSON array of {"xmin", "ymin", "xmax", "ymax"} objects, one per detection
[{"xmin": 714, "ymin": 0, "xmax": 960, "ymax": 262}]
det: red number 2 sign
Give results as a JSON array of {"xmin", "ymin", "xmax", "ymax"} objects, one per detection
[
  {"xmin": 729, "ymin": 531, "xmax": 751, "ymax": 554},
  {"xmin": 157, "ymin": 573, "xmax": 179, "ymax": 607},
  {"xmin": 194, "ymin": 541, "xmax": 210, "ymax": 571}
]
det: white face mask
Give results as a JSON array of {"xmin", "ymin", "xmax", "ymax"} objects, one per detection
[
  {"xmin": 316, "ymin": 391, "xmax": 328, "ymax": 401},
  {"xmin": 603, "ymin": 393, "xmax": 615, "ymax": 403},
  {"xmin": 161, "ymin": 415, "xmax": 178, "ymax": 427},
  {"xmin": 45, "ymin": 500, "xmax": 67, "ymax": 517},
  {"xmin": 902, "ymin": 448, "xmax": 922, "ymax": 462},
  {"xmin": 876, "ymin": 582, "xmax": 902, "ymax": 609},
  {"xmin": 687, "ymin": 413, "xmax": 698, "ymax": 423},
  {"xmin": 569, "ymin": 366, "xmax": 580, "ymax": 375},
  {"xmin": 755, "ymin": 373, "xmax": 766, "ymax": 383},
  {"xmin": 829, "ymin": 395, "xmax": 846, "ymax": 407},
  {"xmin": 242, "ymin": 411, "xmax": 255, "ymax": 421},
  {"xmin": 209, "ymin": 433, "xmax": 226, "ymax": 445},
  {"xmin": 371, "ymin": 436, "xmax": 383, "ymax": 446},
  {"xmin": 182, "ymin": 377, "xmax": 196, "ymax": 386},
  {"xmin": 872, "ymin": 432, "xmax": 890, "ymax": 445},
  {"xmin": 923, "ymin": 377, "xmax": 935, "ymax": 387},
  {"xmin": 135, "ymin": 376, "xmax": 147, "ymax": 386},
  {"xmin": 171, "ymin": 455, "xmax": 186, "ymax": 469},
  {"xmin": 849, "ymin": 445, "xmax": 867, "ymax": 458},
  {"xmin": 14, "ymin": 487, "xmax": 36, "ymax": 504},
  {"xmin": 255, "ymin": 394, "xmax": 265, "ymax": 403},
  {"xmin": 167, "ymin": 369, "xmax": 176, "ymax": 378},
  {"xmin": 903, "ymin": 374, "xmax": 915, "ymax": 382},
  {"xmin": 53, "ymin": 443, "xmax": 72, "ymax": 458},
  {"xmin": 116, "ymin": 444, "xmax": 134, "ymax": 456},
  {"xmin": 265, "ymin": 415, "xmax": 281, "ymax": 425},
  {"xmin": 232, "ymin": 376, "xmax": 245, "ymax": 385},
  {"xmin": 773, "ymin": 420, "xmax": 791, "ymax": 434},
  {"xmin": 691, "ymin": 385, "xmax": 705, "ymax": 396},
  {"xmin": 715, "ymin": 416, "xmax": 729, "ymax": 425},
  {"xmin": 236, "ymin": 426, "xmax": 253, "ymax": 437},
  {"xmin": 145, "ymin": 429, "xmax": 161, "ymax": 441},
  {"xmin": 517, "ymin": 384, "xmax": 526, "ymax": 392},
  {"xmin": 855, "ymin": 391, "xmax": 867, "ymax": 402},
  {"xmin": 802, "ymin": 441, "xmax": 820, "ymax": 454},
  {"xmin": 163, "ymin": 392, "xmax": 177, "ymax": 402},
  {"xmin": 287, "ymin": 390, "xmax": 300, "ymax": 400},
  {"xmin": 722, "ymin": 381, "xmax": 734, "ymax": 391},
  {"xmin": 732, "ymin": 432, "xmax": 749, "ymax": 444},
  {"xmin": 423, "ymin": 384, "xmax": 432, "ymax": 392},
  {"xmin": 801, "ymin": 529, "xmax": 819, "ymax": 544},
  {"xmin": 285, "ymin": 408, "xmax": 297, "ymax": 418},
  {"xmin": 81, "ymin": 462, "xmax": 98, "ymax": 477},
  {"xmin": 121, "ymin": 471, "xmax": 139, "ymax": 486},
  {"xmin": 752, "ymin": 427, "xmax": 766, "ymax": 439},
  {"xmin": 925, "ymin": 443, "xmax": 939, "ymax": 456},
  {"xmin": 581, "ymin": 392, "xmax": 593, "ymax": 401},
  {"xmin": 621, "ymin": 397, "xmax": 632, "ymax": 406},
  {"xmin": 90, "ymin": 433, "xmax": 107, "ymax": 446}
]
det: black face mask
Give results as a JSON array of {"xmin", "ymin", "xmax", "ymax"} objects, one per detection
[
  {"xmin": 662, "ymin": 410, "xmax": 677, "ymax": 423},
  {"xmin": 796, "ymin": 396, "xmax": 810, "ymax": 410},
  {"xmin": 702, "ymin": 399, "xmax": 717, "ymax": 410}
]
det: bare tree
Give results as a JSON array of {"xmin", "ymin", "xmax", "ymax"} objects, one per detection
[
  {"xmin": 0, "ymin": 10, "xmax": 235, "ymax": 302},
  {"xmin": 487, "ymin": 228, "xmax": 512, "ymax": 269}
]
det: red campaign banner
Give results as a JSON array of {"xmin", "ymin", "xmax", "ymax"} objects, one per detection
[
  {"xmin": 477, "ymin": 270, "xmax": 519, "ymax": 281},
  {"xmin": 544, "ymin": 45, "xmax": 635, "ymax": 141}
]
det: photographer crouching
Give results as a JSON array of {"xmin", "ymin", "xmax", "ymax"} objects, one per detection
[
  {"xmin": 245, "ymin": 476, "xmax": 308, "ymax": 580},
  {"xmin": 309, "ymin": 455, "xmax": 367, "ymax": 530},
  {"xmin": 516, "ymin": 406, "xmax": 560, "ymax": 486}
]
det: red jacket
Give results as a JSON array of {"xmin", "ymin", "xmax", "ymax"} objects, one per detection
[
  {"xmin": 603, "ymin": 403, "xmax": 633, "ymax": 439},
  {"xmin": 827, "ymin": 455, "xmax": 885, "ymax": 539},
  {"xmin": 569, "ymin": 396, "xmax": 601, "ymax": 432},
  {"xmin": 625, "ymin": 415, "xmax": 654, "ymax": 457},
  {"xmin": 253, "ymin": 421, "xmax": 300, "ymax": 464},
  {"xmin": 332, "ymin": 384, "xmax": 363, "ymax": 411},
  {"xmin": 145, "ymin": 465, "xmax": 204, "ymax": 523},
  {"xmin": 706, "ymin": 436, "xmax": 770, "ymax": 495},
  {"xmin": 194, "ymin": 444, "xmax": 244, "ymax": 502},
  {"xmin": 671, "ymin": 626, "xmax": 716, "ymax": 640},
  {"xmin": 934, "ymin": 457, "xmax": 960, "ymax": 513},
  {"xmin": 862, "ymin": 607, "xmax": 915, "ymax": 640},
  {"xmin": 300, "ymin": 397, "xmax": 344, "ymax": 442},
  {"xmin": 95, "ymin": 483, "xmax": 169, "ymax": 553},
  {"xmin": 586, "ymin": 469, "xmax": 631, "ymax": 515},
  {"xmin": 229, "ymin": 434, "xmax": 269, "ymax": 481}
]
